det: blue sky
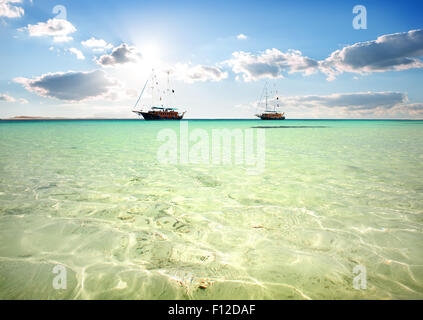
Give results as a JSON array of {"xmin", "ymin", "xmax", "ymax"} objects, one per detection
[{"xmin": 0, "ymin": 0, "xmax": 422, "ymax": 118}]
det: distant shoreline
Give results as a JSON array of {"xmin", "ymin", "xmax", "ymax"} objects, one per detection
[{"xmin": 0, "ymin": 116, "xmax": 137, "ymax": 120}]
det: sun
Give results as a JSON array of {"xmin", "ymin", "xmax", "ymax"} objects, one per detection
[{"xmin": 141, "ymin": 44, "xmax": 161, "ymax": 67}]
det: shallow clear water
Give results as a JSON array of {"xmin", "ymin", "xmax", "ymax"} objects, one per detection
[{"xmin": 0, "ymin": 119, "xmax": 422, "ymax": 299}]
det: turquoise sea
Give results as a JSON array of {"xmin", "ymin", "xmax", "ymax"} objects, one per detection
[{"xmin": 0, "ymin": 119, "xmax": 422, "ymax": 299}]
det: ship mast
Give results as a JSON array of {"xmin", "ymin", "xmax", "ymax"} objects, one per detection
[
  {"xmin": 150, "ymin": 71, "xmax": 155, "ymax": 108},
  {"xmin": 166, "ymin": 70, "xmax": 171, "ymax": 107},
  {"xmin": 265, "ymin": 84, "xmax": 268, "ymax": 111},
  {"xmin": 274, "ymin": 84, "xmax": 277, "ymax": 112}
]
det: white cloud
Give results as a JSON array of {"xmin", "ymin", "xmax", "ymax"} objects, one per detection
[
  {"xmin": 0, "ymin": 93, "xmax": 29, "ymax": 104},
  {"xmin": 81, "ymin": 37, "xmax": 113, "ymax": 51},
  {"xmin": 260, "ymin": 91, "xmax": 423, "ymax": 118},
  {"xmin": 53, "ymin": 35, "xmax": 73, "ymax": 43},
  {"xmin": 392, "ymin": 103, "xmax": 423, "ymax": 116},
  {"xmin": 237, "ymin": 34, "xmax": 248, "ymax": 40},
  {"xmin": 68, "ymin": 48, "xmax": 85, "ymax": 60},
  {"xmin": 126, "ymin": 88, "xmax": 138, "ymax": 98},
  {"xmin": 0, "ymin": 0, "xmax": 24, "ymax": 18},
  {"xmin": 21, "ymin": 18, "xmax": 76, "ymax": 42},
  {"xmin": 96, "ymin": 43, "xmax": 142, "ymax": 67},
  {"xmin": 227, "ymin": 48, "xmax": 318, "ymax": 81},
  {"xmin": 0, "ymin": 93, "xmax": 16, "ymax": 102},
  {"xmin": 170, "ymin": 63, "xmax": 228, "ymax": 83},
  {"xmin": 277, "ymin": 92, "xmax": 407, "ymax": 110},
  {"xmin": 227, "ymin": 29, "xmax": 423, "ymax": 82},
  {"xmin": 320, "ymin": 29, "xmax": 423, "ymax": 80},
  {"xmin": 14, "ymin": 70, "xmax": 121, "ymax": 102}
]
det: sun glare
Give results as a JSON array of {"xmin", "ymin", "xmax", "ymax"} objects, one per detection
[{"xmin": 141, "ymin": 44, "xmax": 161, "ymax": 66}]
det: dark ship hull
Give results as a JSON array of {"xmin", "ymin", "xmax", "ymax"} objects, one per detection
[
  {"xmin": 255, "ymin": 112, "xmax": 286, "ymax": 120},
  {"xmin": 258, "ymin": 115, "xmax": 286, "ymax": 120},
  {"xmin": 133, "ymin": 110, "xmax": 184, "ymax": 120}
]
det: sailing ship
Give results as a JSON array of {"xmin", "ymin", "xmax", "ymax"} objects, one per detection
[
  {"xmin": 132, "ymin": 71, "xmax": 186, "ymax": 120},
  {"xmin": 255, "ymin": 83, "xmax": 286, "ymax": 120}
]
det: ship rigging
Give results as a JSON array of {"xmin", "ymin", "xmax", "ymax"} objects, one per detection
[
  {"xmin": 132, "ymin": 71, "xmax": 186, "ymax": 120},
  {"xmin": 255, "ymin": 82, "xmax": 286, "ymax": 120}
]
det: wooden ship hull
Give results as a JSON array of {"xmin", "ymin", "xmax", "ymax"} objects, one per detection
[
  {"xmin": 133, "ymin": 109, "xmax": 185, "ymax": 120},
  {"xmin": 255, "ymin": 112, "xmax": 286, "ymax": 120}
]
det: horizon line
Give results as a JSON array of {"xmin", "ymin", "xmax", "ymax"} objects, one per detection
[{"xmin": 1, "ymin": 116, "xmax": 423, "ymax": 121}]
